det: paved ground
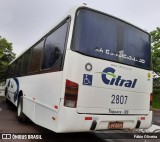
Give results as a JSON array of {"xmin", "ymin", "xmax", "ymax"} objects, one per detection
[
  {"xmin": 152, "ymin": 110, "xmax": 160, "ymax": 126},
  {"xmin": 0, "ymin": 97, "xmax": 160, "ymax": 142},
  {"xmin": 0, "ymin": 98, "xmax": 105, "ymax": 142}
]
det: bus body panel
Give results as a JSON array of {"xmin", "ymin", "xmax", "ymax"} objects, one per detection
[
  {"xmin": 22, "ymin": 72, "xmax": 63, "ymax": 132},
  {"xmin": 6, "ymin": 72, "xmax": 63, "ymax": 132},
  {"xmin": 57, "ymin": 100, "xmax": 152, "ymax": 132},
  {"xmin": 63, "ymin": 50, "xmax": 152, "ymax": 115}
]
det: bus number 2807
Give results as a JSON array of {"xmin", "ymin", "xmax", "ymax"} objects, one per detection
[{"xmin": 111, "ymin": 95, "xmax": 128, "ymax": 104}]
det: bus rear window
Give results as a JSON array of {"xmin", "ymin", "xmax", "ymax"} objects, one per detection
[{"xmin": 72, "ymin": 8, "xmax": 151, "ymax": 70}]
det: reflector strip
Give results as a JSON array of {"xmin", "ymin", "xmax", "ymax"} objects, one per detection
[
  {"xmin": 141, "ymin": 117, "xmax": 145, "ymax": 120},
  {"xmin": 85, "ymin": 117, "xmax": 92, "ymax": 120},
  {"xmin": 54, "ymin": 105, "xmax": 58, "ymax": 109}
]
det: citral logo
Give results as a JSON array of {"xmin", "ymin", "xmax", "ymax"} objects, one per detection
[{"xmin": 100, "ymin": 67, "xmax": 137, "ymax": 88}]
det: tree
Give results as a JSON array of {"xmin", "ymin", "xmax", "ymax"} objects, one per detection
[
  {"xmin": 150, "ymin": 27, "xmax": 160, "ymax": 74},
  {"xmin": 0, "ymin": 36, "xmax": 16, "ymax": 82},
  {"xmin": 150, "ymin": 27, "xmax": 160, "ymax": 88}
]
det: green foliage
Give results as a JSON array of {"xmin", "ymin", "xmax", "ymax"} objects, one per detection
[
  {"xmin": 150, "ymin": 27, "xmax": 160, "ymax": 88},
  {"xmin": 153, "ymin": 89, "xmax": 160, "ymax": 109},
  {"xmin": 0, "ymin": 36, "xmax": 16, "ymax": 82},
  {"xmin": 150, "ymin": 27, "xmax": 160, "ymax": 73}
]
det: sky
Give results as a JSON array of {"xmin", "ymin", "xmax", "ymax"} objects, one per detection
[{"xmin": 0, "ymin": 0, "xmax": 160, "ymax": 56}]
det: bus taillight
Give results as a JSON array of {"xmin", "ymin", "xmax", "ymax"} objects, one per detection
[
  {"xmin": 150, "ymin": 93, "xmax": 153, "ymax": 111},
  {"xmin": 64, "ymin": 80, "xmax": 79, "ymax": 108}
]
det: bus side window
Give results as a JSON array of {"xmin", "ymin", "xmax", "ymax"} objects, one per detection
[
  {"xmin": 15, "ymin": 56, "xmax": 23, "ymax": 77},
  {"xmin": 21, "ymin": 49, "xmax": 32, "ymax": 76},
  {"xmin": 10, "ymin": 62, "xmax": 16, "ymax": 78},
  {"xmin": 29, "ymin": 40, "xmax": 44, "ymax": 73},
  {"xmin": 54, "ymin": 47, "xmax": 62, "ymax": 62},
  {"xmin": 6, "ymin": 66, "xmax": 10, "ymax": 78},
  {"xmin": 13, "ymin": 61, "xmax": 18, "ymax": 77},
  {"xmin": 42, "ymin": 45, "xmax": 62, "ymax": 69},
  {"xmin": 42, "ymin": 22, "xmax": 68, "ymax": 70}
]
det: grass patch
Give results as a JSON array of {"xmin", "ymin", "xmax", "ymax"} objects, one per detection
[{"xmin": 153, "ymin": 89, "xmax": 160, "ymax": 109}]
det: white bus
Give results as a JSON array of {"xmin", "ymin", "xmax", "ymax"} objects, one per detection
[{"xmin": 5, "ymin": 4, "xmax": 152, "ymax": 132}]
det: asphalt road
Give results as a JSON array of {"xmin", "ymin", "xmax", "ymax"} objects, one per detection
[
  {"xmin": 0, "ymin": 98, "xmax": 160, "ymax": 142},
  {"xmin": 152, "ymin": 110, "xmax": 160, "ymax": 126},
  {"xmin": 0, "ymin": 98, "xmax": 105, "ymax": 142}
]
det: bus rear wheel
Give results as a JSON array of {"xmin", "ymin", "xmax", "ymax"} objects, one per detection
[{"xmin": 17, "ymin": 96, "xmax": 28, "ymax": 122}]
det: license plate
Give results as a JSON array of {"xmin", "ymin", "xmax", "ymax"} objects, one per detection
[{"xmin": 108, "ymin": 121, "xmax": 123, "ymax": 129}]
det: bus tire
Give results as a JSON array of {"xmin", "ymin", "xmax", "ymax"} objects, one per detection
[{"xmin": 17, "ymin": 96, "xmax": 28, "ymax": 122}]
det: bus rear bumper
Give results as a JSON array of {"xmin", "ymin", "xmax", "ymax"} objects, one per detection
[
  {"xmin": 57, "ymin": 107, "xmax": 152, "ymax": 132},
  {"xmin": 87, "ymin": 111, "xmax": 152, "ymax": 131}
]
